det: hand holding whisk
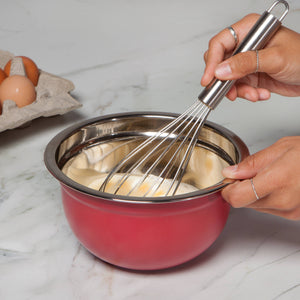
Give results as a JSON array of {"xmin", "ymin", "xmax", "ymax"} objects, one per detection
[{"xmin": 100, "ymin": 0, "xmax": 289, "ymax": 197}]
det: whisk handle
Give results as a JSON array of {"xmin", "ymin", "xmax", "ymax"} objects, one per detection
[{"xmin": 198, "ymin": 0, "xmax": 289, "ymax": 110}]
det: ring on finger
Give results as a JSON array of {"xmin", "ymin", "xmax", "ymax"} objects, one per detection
[
  {"xmin": 254, "ymin": 49, "xmax": 259, "ymax": 73},
  {"xmin": 227, "ymin": 26, "xmax": 238, "ymax": 47},
  {"xmin": 250, "ymin": 178, "xmax": 260, "ymax": 201}
]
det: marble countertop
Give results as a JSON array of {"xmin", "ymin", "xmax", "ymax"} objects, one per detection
[{"xmin": 1, "ymin": 0, "xmax": 300, "ymax": 299}]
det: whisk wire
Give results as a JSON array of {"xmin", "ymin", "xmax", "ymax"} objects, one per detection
[
  {"xmin": 105, "ymin": 102, "xmax": 203, "ymax": 195},
  {"xmin": 169, "ymin": 105, "xmax": 210, "ymax": 195},
  {"xmin": 127, "ymin": 101, "xmax": 206, "ymax": 196},
  {"xmin": 100, "ymin": 100, "xmax": 212, "ymax": 196},
  {"xmin": 99, "ymin": 102, "xmax": 200, "ymax": 193},
  {"xmin": 147, "ymin": 102, "xmax": 210, "ymax": 196},
  {"xmin": 128, "ymin": 101, "xmax": 210, "ymax": 196}
]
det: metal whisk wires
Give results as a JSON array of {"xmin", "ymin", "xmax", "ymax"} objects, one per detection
[{"xmin": 99, "ymin": 101, "xmax": 210, "ymax": 197}]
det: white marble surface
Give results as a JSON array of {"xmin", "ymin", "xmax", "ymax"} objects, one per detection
[{"xmin": 1, "ymin": 0, "xmax": 300, "ymax": 299}]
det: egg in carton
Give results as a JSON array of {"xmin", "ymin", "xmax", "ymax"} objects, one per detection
[{"xmin": 0, "ymin": 50, "xmax": 82, "ymax": 132}]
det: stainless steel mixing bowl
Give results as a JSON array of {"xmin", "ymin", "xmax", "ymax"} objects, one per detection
[{"xmin": 44, "ymin": 112, "xmax": 249, "ymax": 270}]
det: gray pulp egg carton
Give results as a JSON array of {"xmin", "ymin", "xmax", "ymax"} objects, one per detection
[{"xmin": 0, "ymin": 50, "xmax": 82, "ymax": 132}]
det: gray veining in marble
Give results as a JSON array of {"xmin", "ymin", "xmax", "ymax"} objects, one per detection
[{"xmin": 1, "ymin": 0, "xmax": 300, "ymax": 299}]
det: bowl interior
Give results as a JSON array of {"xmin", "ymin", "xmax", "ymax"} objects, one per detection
[{"xmin": 47, "ymin": 113, "xmax": 245, "ymax": 200}]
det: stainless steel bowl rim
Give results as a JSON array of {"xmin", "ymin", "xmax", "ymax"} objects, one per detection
[{"xmin": 44, "ymin": 111, "xmax": 248, "ymax": 204}]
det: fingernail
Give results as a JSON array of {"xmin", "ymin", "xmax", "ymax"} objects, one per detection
[
  {"xmin": 244, "ymin": 93, "xmax": 252, "ymax": 101},
  {"xmin": 222, "ymin": 164, "xmax": 238, "ymax": 177},
  {"xmin": 215, "ymin": 62, "xmax": 232, "ymax": 77},
  {"xmin": 258, "ymin": 90, "xmax": 270, "ymax": 100}
]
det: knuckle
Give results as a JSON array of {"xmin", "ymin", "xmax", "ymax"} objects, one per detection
[
  {"xmin": 208, "ymin": 36, "xmax": 217, "ymax": 48},
  {"xmin": 231, "ymin": 52, "xmax": 254, "ymax": 75},
  {"xmin": 275, "ymin": 136, "xmax": 300, "ymax": 155},
  {"xmin": 274, "ymin": 136, "xmax": 294, "ymax": 151},
  {"xmin": 276, "ymin": 136, "xmax": 292, "ymax": 145},
  {"xmin": 243, "ymin": 154, "xmax": 257, "ymax": 170},
  {"xmin": 221, "ymin": 187, "xmax": 243, "ymax": 208},
  {"xmin": 270, "ymin": 47, "xmax": 286, "ymax": 70},
  {"xmin": 243, "ymin": 13, "xmax": 260, "ymax": 23}
]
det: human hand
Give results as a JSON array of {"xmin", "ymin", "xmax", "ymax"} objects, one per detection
[
  {"xmin": 221, "ymin": 137, "xmax": 300, "ymax": 220},
  {"xmin": 201, "ymin": 14, "xmax": 300, "ymax": 102}
]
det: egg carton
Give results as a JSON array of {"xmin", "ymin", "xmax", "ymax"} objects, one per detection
[{"xmin": 0, "ymin": 50, "xmax": 82, "ymax": 133}]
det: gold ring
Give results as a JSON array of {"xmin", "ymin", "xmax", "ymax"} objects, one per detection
[
  {"xmin": 227, "ymin": 26, "xmax": 238, "ymax": 46},
  {"xmin": 250, "ymin": 178, "xmax": 259, "ymax": 200}
]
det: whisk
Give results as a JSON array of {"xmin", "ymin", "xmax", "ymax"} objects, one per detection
[{"xmin": 100, "ymin": 0, "xmax": 289, "ymax": 197}]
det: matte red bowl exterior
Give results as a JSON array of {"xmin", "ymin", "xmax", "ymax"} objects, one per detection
[{"xmin": 61, "ymin": 184, "xmax": 230, "ymax": 270}]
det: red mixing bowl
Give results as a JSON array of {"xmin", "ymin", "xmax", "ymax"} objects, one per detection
[{"xmin": 44, "ymin": 112, "xmax": 248, "ymax": 270}]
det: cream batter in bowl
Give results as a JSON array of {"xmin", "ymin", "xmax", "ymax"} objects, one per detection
[
  {"xmin": 61, "ymin": 139, "xmax": 225, "ymax": 197},
  {"xmin": 44, "ymin": 112, "xmax": 249, "ymax": 270}
]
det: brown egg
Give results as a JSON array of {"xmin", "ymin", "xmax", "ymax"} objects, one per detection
[
  {"xmin": 0, "ymin": 68, "xmax": 7, "ymax": 85},
  {"xmin": 4, "ymin": 56, "xmax": 39, "ymax": 86},
  {"xmin": 0, "ymin": 75, "xmax": 36, "ymax": 109},
  {"xmin": 0, "ymin": 68, "xmax": 7, "ymax": 115}
]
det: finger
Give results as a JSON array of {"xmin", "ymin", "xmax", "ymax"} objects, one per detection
[
  {"xmin": 201, "ymin": 26, "xmax": 239, "ymax": 86},
  {"xmin": 201, "ymin": 14, "xmax": 260, "ymax": 86},
  {"xmin": 225, "ymin": 73, "xmax": 270, "ymax": 101},
  {"xmin": 222, "ymin": 173, "xmax": 276, "ymax": 208},
  {"xmin": 237, "ymin": 87, "xmax": 270, "ymax": 101},
  {"xmin": 222, "ymin": 139, "xmax": 292, "ymax": 180},
  {"xmin": 222, "ymin": 144, "xmax": 296, "ymax": 208},
  {"xmin": 221, "ymin": 178, "xmax": 260, "ymax": 207},
  {"xmin": 231, "ymin": 13, "xmax": 261, "ymax": 40},
  {"xmin": 215, "ymin": 46, "xmax": 287, "ymax": 81},
  {"xmin": 236, "ymin": 82, "xmax": 260, "ymax": 101},
  {"xmin": 226, "ymin": 85, "xmax": 238, "ymax": 101},
  {"xmin": 246, "ymin": 191, "xmax": 291, "ymax": 211},
  {"xmin": 214, "ymin": 51, "xmax": 256, "ymax": 79},
  {"xmin": 203, "ymin": 50, "xmax": 208, "ymax": 63},
  {"xmin": 234, "ymin": 82, "xmax": 271, "ymax": 101}
]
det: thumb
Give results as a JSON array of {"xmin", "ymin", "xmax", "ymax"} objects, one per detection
[
  {"xmin": 214, "ymin": 48, "xmax": 283, "ymax": 80},
  {"xmin": 222, "ymin": 142, "xmax": 285, "ymax": 179},
  {"xmin": 222, "ymin": 157, "xmax": 259, "ymax": 180}
]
